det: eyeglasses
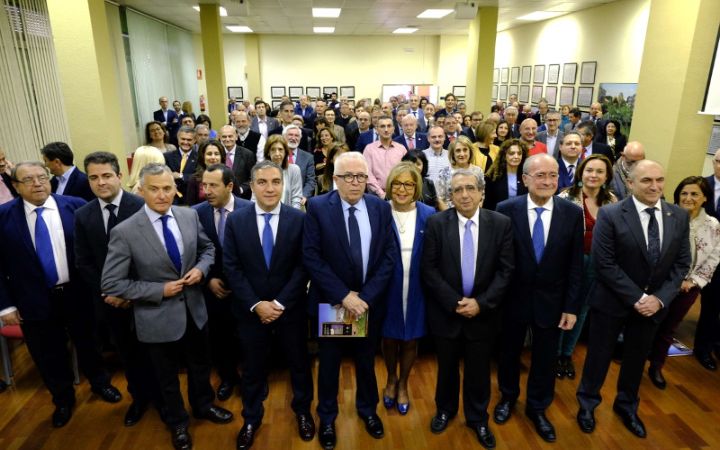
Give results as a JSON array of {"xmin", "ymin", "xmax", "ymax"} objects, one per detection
[
  {"xmin": 452, "ymin": 184, "xmax": 479, "ymax": 194},
  {"xmin": 391, "ymin": 181, "xmax": 416, "ymax": 191},
  {"xmin": 16, "ymin": 175, "xmax": 50, "ymax": 185},
  {"xmin": 337, "ymin": 173, "xmax": 368, "ymax": 183},
  {"xmin": 527, "ymin": 172, "xmax": 559, "ymax": 181}
]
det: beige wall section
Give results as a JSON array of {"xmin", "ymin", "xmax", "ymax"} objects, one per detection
[
  {"xmin": 193, "ymin": 34, "xmax": 208, "ymax": 110},
  {"xmin": 465, "ymin": 7, "xmax": 498, "ymax": 114},
  {"xmin": 244, "ymin": 35, "xmax": 261, "ymax": 99},
  {"xmin": 223, "ymin": 35, "xmax": 248, "ymax": 96},
  {"xmin": 48, "ymin": 0, "xmax": 127, "ymax": 170},
  {"xmin": 436, "ymin": 35, "xmax": 467, "ymax": 99},
  {"xmin": 630, "ymin": 0, "xmax": 720, "ymax": 193},
  {"xmin": 199, "ymin": 4, "xmax": 227, "ymax": 130}
]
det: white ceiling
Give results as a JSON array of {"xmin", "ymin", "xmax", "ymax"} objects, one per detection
[{"xmin": 115, "ymin": 0, "xmax": 617, "ymax": 35}]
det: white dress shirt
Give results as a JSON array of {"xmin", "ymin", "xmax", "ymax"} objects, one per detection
[
  {"xmin": 144, "ymin": 205, "xmax": 184, "ymax": 258},
  {"xmin": 527, "ymin": 196, "xmax": 553, "ymax": 245},
  {"xmin": 98, "ymin": 190, "xmax": 123, "ymax": 233}
]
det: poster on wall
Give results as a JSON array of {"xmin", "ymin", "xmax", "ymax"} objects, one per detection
[
  {"xmin": 306, "ymin": 86, "xmax": 321, "ymax": 99},
  {"xmin": 545, "ymin": 86, "xmax": 558, "ymax": 106},
  {"xmin": 547, "ymin": 64, "xmax": 560, "ymax": 84},
  {"xmin": 271, "ymin": 86, "xmax": 286, "ymax": 98},
  {"xmin": 501, "ymin": 68, "xmax": 509, "ymax": 83},
  {"xmin": 531, "ymin": 86, "xmax": 543, "ymax": 104},
  {"xmin": 289, "ymin": 86, "xmax": 303, "ymax": 99},
  {"xmin": 340, "ymin": 86, "xmax": 355, "ymax": 98},
  {"xmin": 521, "ymin": 66, "xmax": 532, "ymax": 84},
  {"xmin": 492, "ymin": 84, "xmax": 498, "ymax": 100},
  {"xmin": 499, "ymin": 84, "xmax": 508, "ymax": 100},
  {"xmin": 323, "ymin": 86, "xmax": 338, "ymax": 96},
  {"xmin": 519, "ymin": 85, "xmax": 530, "ymax": 103},
  {"xmin": 577, "ymin": 86, "xmax": 594, "ymax": 107},
  {"xmin": 509, "ymin": 85, "xmax": 519, "ymax": 99},
  {"xmin": 580, "ymin": 61, "xmax": 597, "ymax": 84},
  {"xmin": 562, "ymin": 63, "xmax": 578, "ymax": 84},
  {"xmin": 511, "ymin": 67, "xmax": 520, "ymax": 84},
  {"xmin": 533, "ymin": 65, "xmax": 545, "ymax": 84},
  {"xmin": 493, "ymin": 68, "xmax": 499, "ymax": 83},
  {"xmin": 227, "ymin": 86, "xmax": 244, "ymax": 100},
  {"xmin": 559, "ymin": 86, "xmax": 575, "ymax": 105}
]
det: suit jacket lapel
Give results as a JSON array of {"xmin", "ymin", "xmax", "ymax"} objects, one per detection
[
  {"xmin": 56, "ymin": 196, "xmax": 76, "ymax": 254},
  {"xmin": 513, "ymin": 197, "xmax": 535, "ymax": 263},
  {"xmin": 244, "ymin": 206, "xmax": 265, "ymax": 271},
  {"xmin": 446, "ymin": 211, "xmax": 462, "ymax": 276},
  {"xmin": 272, "ymin": 206, "xmax": 292, "ymax": 270},
  {"xmin": 11, "ymin": 199, "xmax": 37, "ymax": 262},
  {"xmin": 544, "ymin": 198, "xmax": 564, "ymax": 258},
  {"xmin": 621, "ymin": 199, "xmax": 650, "ymax": 263},
  {"xmin": 89, "ymin": 199, "xmax": 105, "ymax": 239},
  {"xmin": 329, "ymin": 193, "xmax": 353, "ymax": 264},
  {"xmin": 660, "ymin": 202, "xmax": 675, "ymax": 256},
  {"xmin": 475, "ymin": 210, "xmax": 490, "ymax": 277},
  {"xmin": 118, "ymin": 192, "xmax": 139, "ymax": 221},
  {"xmin": 173, "ymin": 207, "xmax": 194, "ymax": 273},
  {"xmin": 366, "ymin": 196, "xmax": 381, "ymax": 263}
]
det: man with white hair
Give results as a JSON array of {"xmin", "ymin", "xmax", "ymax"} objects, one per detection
[
  {"xmin": 234, "ymin": 110, "xmax": 265, "ymax": 163},
  {"xmin": 504, "ymin": 106, "xmax": 521, "ymax": 138},
  {"xmin": 393, "ymin": 114, "xmax": 428, "ymax": 151},
  {"xmin": 283, "ymin": 125, "xmax": 316, "ymax": 205}
]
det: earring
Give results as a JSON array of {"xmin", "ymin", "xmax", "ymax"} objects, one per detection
[{"xmin": 577, "ymin": 181, "xmax": 583, "ymax": 187}]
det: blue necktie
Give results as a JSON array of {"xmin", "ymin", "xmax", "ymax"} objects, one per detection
[
  {"xmin": 160, "ymin": 215, "xmax": 182, "ymax": 274},
  {"xmin": 532, "ymin": 207, "xmax": 545, "ymax": 263},
  {"xmin": 34, "ymin": 207, "xmax": 59, "ymax": 288},
  {"xmin": 645, "ymin": 207, "xmax": 660, "ymax": 265},
  {"xmin": 461, "ymin": 219, "xmax": 475, "ymax": 297},
  {"xmin": 715, "ymin": 198, "xmax": 720, "ymax": 219},
  {"xmin": 217, "ymin": 207, "xmax": 227, "ymax": 246},
  {"xmin": 262, "ymin": 213, "xmax": 273, "ymax": 269},
  {"xmin": 348, "ymin": 206, "xmax": 363, "ymax": 287}
]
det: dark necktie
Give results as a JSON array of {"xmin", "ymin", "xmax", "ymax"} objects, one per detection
[
  {"xmin": 567, "ymin": 164, "xmax": 575, "ymax": 183},
  {"xmin": 34, "ymin": 207, "xmax": 59, "ymax": 287},
  {"xmin": 262, "ymin": 213, "xmax": 273, "ymax": 269},
  {"xmin": 532, "ymin": 207, "xmax": 545, "ymax": 263},
  {"xmin": 106, "ymin": 204, "xmax": 118, "ymax": 238},
  {"xmin": 160, "ymin": 215, "xmax": 182, "ymax": 274},
  {"xmin": 348, "ymin": 206, "xmax": 363, "ymax": 287},
  {"xmin": 217, "ymin": 207, "xmax": 227, "ymax": 245},
  {"xmin": 645, "ymin": 207, "xmax": 660, "ymax": 265},
  {"xmin": 715, "ymin": 197, "xmax": 720, "ymax": 218},
  {"xmin": 461, "ymin": 219, "xmax": 474, "ymax": 297}
]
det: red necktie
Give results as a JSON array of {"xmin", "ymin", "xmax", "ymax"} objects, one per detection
[
  {"xmin": 407, "ymin": 137, "xmax": 414, "ymax": 150},
  {"xmin": 449, "ymin": 135, "xmax": 456, "ymax": 143},
  {"xmin": 288, "ymin": 151, "xmax": 294, "ymax": 164},
  {"xmin": 226, "ymin": 152, "xmax": 234, "ymax": 168}
]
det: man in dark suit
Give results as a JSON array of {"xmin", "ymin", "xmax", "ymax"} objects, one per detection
[
  {"xmin": 504, "ymin": 106, "xmax": 521, "ymax": 138},
  {"xmin": 408, "ymin": 94, "xmax": 426, "ymax": 131},
  {"xmin": 494, "ymin": 154, "xmax": 584, "ymax": 443},
  {"xmin": 219, "ymin": 125, "xmax": 256, "ymax": 200},
  {"xmin": 536, "ymin": 111, "xmax": 564, "ymax": 158},
  {"xmin": 563, "ymin": 108, "xmax": 583, "ymax": 133},
  {"xmin": 303, "ymin": 152, "xmax": 398, "ymax": 450},
  {"xmin": 153, "ymin": 96, "xmax": 179, "ymax": 134},
  {"xmin": 102, "ymin": 163, "xmax": 233, "ymax": 450},
  {"xmin": 41, "ymin": 142, "xmax": 94, "ymax": 201},
  {"xmin": 250, "ymin": 100, "xmax": 280, "ymax": 139},
  {"xmin": 695, "ymin": 148, "xmax": 720, "ymax": 369},
  {"xmin": 74, "ymin": 151, "xmax": 160, "ymax": 426},
  {"xmin": 589, "ymin": 102, "xmax": 607, "ymax": 143},
  {"xmin": 192, "ymin": 164, "xmax": 252, "ymax": 402},
  {"xmin": 556, "ymin": 132, "xmax": 583, "ymax": 192},
  {"xmin": 164, "ymin": 126, "xmax": 198, "ymax": 204},
  {"xmin": 0, "ymin": 161, "xmax": 121, "ymax": 428},
  {"xmin": 577, "ymin": 121, "xmax": 614, "ymax": 161},
  {"xmin": 235, "ymin": 110, "xmax": 265, "ymax": 162},
  {"xmin": 283, "ymin": 125, "xmax": 316, "ymax": 204},
  {"xmin": 293, "ymin": 95, "xmax": 314, "ymax": 127},
  {"xmin": 269, "ymin": 100, "xmax": 313, "ymax": 150},
  {"xmin": 422, "ymin": 167, "xmax": 514, "ymax": 449},
  {"xmin": 224, "ymin": 160, "xmax": 315, "ymax": 450},
  {"xmin": 577, "ymin": 159, "xmax": 690, "ymax": 438},
  {"xmin": 393, "ymin": 114, "xmax": 429, "ymax": 151}
]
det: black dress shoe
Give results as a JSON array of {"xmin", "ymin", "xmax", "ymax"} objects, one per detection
[
  {"xmin": 296, "ymin": 413, "xmax": 315, "ymax": 441},
  {"xmin": 469, "ymin": 423, "xmax": 496, "ymax": 449},
  {"xmin": 194, "ymin": 405, "xmax": 234, "ymax": 424},
  {"xmin": 525, "ymin": 410, "xmax": 556, "ymax": 443},
  {"xmin": 52, "ymin": 405, "xmax": 73, "ymax": 428},
  {"xmin": 613, "ymin": 405, "xmax": 646, "ymax": 438},
  {"xmin": 577, "ymin": 409, "xmax": 595, "ymax": 433},
  {"xmin": 361, "ymin": 414, "xmax": 384, "ymax": 439},
  {"xmin": 648, "ymin": 366, "xmax": 666, "ymax": 390},
  {"xmin": 124, "ymin": 401, "xmax": 149, "ymax": 427},
  {"xmin": 92, "ymin": 385, "xmax": 122, "ymax": 403},
  {"xmin": 564, "ymin": 358, "xmax": 576, "ymax": 379},
  {"xmin": 695, "ymin": 352, "xmax": 717, "ymax": 371},
  {"xmin": 0, "ymin": 379, "xmax": 7, "ymax": 393},
  {"xmin": 493, "ymin": 398, "xmax": 515, "ymax": 424},
  {"xmin": 217, "ymin": 380, "xmax": 235, "ymax": 401},
  {"xmin": 318, "ymin": 422, "xmax": 336, "ymax": 450},
  {"xmin": 170, "ymin": 424, "xmax": 192, "ymax": 450},
  {"xmin": 555, "ymin": 357, "xmax": 566, "ymax": 379},
  {"xmin": 430, "ymin": 411, "xmax": 451, "ymax": 434},
  {"xmin": 236, "ymin": 423, "xmax": 259, "ymax": 450}
]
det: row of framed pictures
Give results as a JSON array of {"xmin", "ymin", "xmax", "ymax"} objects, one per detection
[
  {"xmin": 493, "ymin": 61, "xmax": 597, "ymax": 86},
  {"xmin": 270, "ymin": 86, "xmax": 356, "ymax": 100},
  {"xmin": 492, "ymin": 84, "xmax": 595, "ymax": 108}
]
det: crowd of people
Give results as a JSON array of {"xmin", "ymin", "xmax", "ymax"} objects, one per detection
[{"xmin": 0, "ymin": 91, "xmax": 718, "ymax": 450}]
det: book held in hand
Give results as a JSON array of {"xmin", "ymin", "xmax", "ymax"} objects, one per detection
[{"xmin": 318, "ymin": 303, "xmax": 368, "ymax": 337}]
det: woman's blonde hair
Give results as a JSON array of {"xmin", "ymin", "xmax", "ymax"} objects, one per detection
[
  {"xmin": 127, "ymin": 146, "xmax": 165, "ymax": 191},
  {"xmin": 385, "ymin": 161, "xmax": 422, "ymax": 202}
]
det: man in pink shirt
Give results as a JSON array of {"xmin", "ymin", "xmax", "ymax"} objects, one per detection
[{"xmin": 363, "ymin": 116, "xmax": 407, "ymax": 198}]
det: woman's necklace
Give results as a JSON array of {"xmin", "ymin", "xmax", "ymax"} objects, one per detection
[{"xmin": 393, "ymin": 209, "xmax": 410, "ymax": 233}]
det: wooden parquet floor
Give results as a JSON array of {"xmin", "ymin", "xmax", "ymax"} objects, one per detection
[{"xmin": 1, "ymin": 301, "xmax": 719, "ymax": 450}]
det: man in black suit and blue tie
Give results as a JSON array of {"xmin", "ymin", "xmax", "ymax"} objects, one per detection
[
  {"xmin": 74, "ymin": 151, "xmax": 159, "ymax": 427},
  {"xmin": 494, "ymin": 153, "xmax": 584, "ymax": 443},
  {"xmin": 41, "ymin": 142, "xmax": 94, "ymax": 201},
  {"xmin": 577, "ymin": 159, "xmax": 690, "ymax": 438},
  {"xmin": 303, "ymin": 152, "xmax": 398, "ymax": 450},
  {"xmin": 192, "ymin": 164, "xmax": 252, "ymax": 402},
  {"xmin": 224, "ymin": 160, "xmax": 314, "ymax": 450}
]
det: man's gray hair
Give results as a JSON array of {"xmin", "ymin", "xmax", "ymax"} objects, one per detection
[
  {"xmin": 522, "ymin": 153, "xmax": 557, "ymax": 175},
  {"xmin": 451, "ymin": 166, "xmax": 485, "ymax": 190},
  {"xmin": 282, "ymin": 124, "xmax": 302, "ymax": 137},
  {"xmin": 195, "ymin": 124, "xmax": 209, "ymax": 133},
  {"xmin": 138, "ymin": 162, "xmax": 173, "ymax": 187},
  {"xmin": 11, "ymin": 161, "xmax": 49, "ymax": 181},
  {"xmin": 177, "ymin": 126, "xmax": 196, "ymax": 136},
  {"xmin": 334, "ymin": 152, "xmax": 367, "ymax": 175},
  {"xmin": 251, "ymin": 160, "xmax": 284, "ymax": 182},
  {"xmin": 505, "ymin": 106, "xmax": 518, "ymax": 114}
]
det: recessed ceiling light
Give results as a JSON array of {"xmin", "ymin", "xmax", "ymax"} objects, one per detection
[
  {"xmin": 312, "ymin": 8, "xmax": 341, "ymax": 18},
  {"xmin": 313, "ymin": 26, "xmax": 335, "ymax": 33},
  {"xmin": 517, "ymin": 11, "xmax": 564, "ymax": 21},
  {"xmin": 417, "ymin": 9, "xmax": 453, "ymax": 19},
  {"xmin": 393, "ymin": 27, "xmax": 418, "ymax": 34},
  {"xmin": 226, "ymin": 25, "xmax": 253, "ymax": 33},
  {"xmin": 193, "ymin": 6, "xmax": 228, "ymax": 17}
]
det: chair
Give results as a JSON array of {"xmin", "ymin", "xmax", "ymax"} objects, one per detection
[{"xmin": 0, "ymin": 324, "xmax": 79, "ymax": 386}]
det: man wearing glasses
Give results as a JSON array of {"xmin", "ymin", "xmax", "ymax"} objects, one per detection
[
  {"xmin": 537, "ymin": 111, "xmax": 564, "ymax": 158},
  {"xmin": 303, "ymin": 152, "xmax": 398, "ymax": 450},
  {"xmin": 494, "ymin": 153, "xmax": 584, "ymax": 443}
]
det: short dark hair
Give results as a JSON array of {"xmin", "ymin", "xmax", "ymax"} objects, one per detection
[
  {"xmin": 569, "ymin": 108, "xmax": 582, "ymax": 119},
  {"xmin": 84, "ymin": 151, "xmax": 120, "ymax": 174},
  {"xmin": 205, "ymin": 163, "xmax": 234, "ymax": 186},
  {"xmin": 673, "ymin": 176, "xmax": 712, "ymax": 206},
  {"xmin": 401, "ymin": 150, "xmax": 429, "ymax": 178},
  {"xmin": 577, "ymin": 120, "xmax": 596, "ymax": 137},
  {"xmin": 254, "ymin": 99, "xmax": 266, "ymax": 108},
  {"xmin": 196, "ymin": 114, "xmax": 212, "ymax": 129},
  {"xmin": 251, "ymin": 160, "xmax": 283, "ymax": 182},
  {"xmin": 41, "ymin": 142, "xmax": 74, "ymax": 165},
  {"xmin": 279, "ymin": 100, "xmax": 294, "ymax": 111}
]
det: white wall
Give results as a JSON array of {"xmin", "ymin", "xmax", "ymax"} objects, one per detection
[{"xmin": 436, "ymin": 34, "xmax": 468, "ymax": 98}]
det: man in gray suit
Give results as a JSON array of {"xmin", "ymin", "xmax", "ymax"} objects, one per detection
[
  {"xmin": 250, "ymin": 100, "xmax": 280, "ymax": 139},
  {"xmin": 536, "ymin": 111, "xmax": 564, "ymax": 158},
  {"xmin": 102, "ymin": 163, "xmax": 233, "ymax": 450}
]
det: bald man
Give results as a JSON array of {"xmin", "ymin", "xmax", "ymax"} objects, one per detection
[
  {"xmin": 610, "ymin": 141, "xmax": 645, "ymax": 200},
  {"xmin": 520, "ymin": 119, "xmax": 548, "ymax": 156}
]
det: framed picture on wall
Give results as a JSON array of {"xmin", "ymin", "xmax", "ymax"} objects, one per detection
[
  {"xmin": 562, "ymin": 63, "xmax": 578, "ymax": 84},
  {"xmin": 340, "ymin": 86, "xmax": 355, "ymax": 98},
  {"xmin": 227, "ymin": 86, "xmax": 244, "ymax": 100},
  {"xmin": 499, "ymin": 85, "xmax": 508, "ymax": 100},
  {"xmin": 509, "ymin": 85, "xmax": 519, "ymax": 99},
  {"xmin": 453, "ymin": 86, "xmax": 466, "ymax": 97},
  {"xmin": 547, "ymin": 64, "xmax": 560, "ymax": 84},
  {"xmin": 531, "ymin": 86, "xmax": 543, "ymax": 104},
  {"xmin": 580, "ymin": 61, "xmax": 597, "ymax": 84},
  {"xmin": 347, "ymin": 99, "xmax": 355, "ymax": 108},
  {"xmin": 501, "ymin": 67, "xmax": 509, "ymax": 84},
  {"xmin": 323, "ymin": 86, "xmax": 338, "ymax": 96},
  {"xmin": 511, "ymin": 67, "xmax": 520, "ymax": 84},
  {"xmin": 521, "ymin": 66, "xmax": 532, "ymax": 84},
  {"xmin": 493, "ymin": 68, "xmax": 499, "ymax": 83},
  {"xmin": 271, "ymin": 86, "xmax": 286, "ymax": 98},
  {"xmin": 559, "ymin": 86, "xmax": 575, "ymax": 105},
  {"xmin": 577, "ymin": 86, "xmax": 594, "ymax": 107},
  {"xmin": 533, "ymin": 65, "xmax": 545, "ymax": 84},
  {"xmin": 492, "ymin": 84, "xmax": 498, "ymax": 100},
  {"xmin": 289, "ymin": 86, "xmax": 303, "ymax": 99},
  {"xmin": 545, "ymin": 86, "xmax": 558, "ymax": 106},
  {"xmin": 306, "ymin": 87, "xmax": 321, "ymax": 99},
  {"xmin": 519, "ymin": 85, "xmax": 530, "ymax": 103},
  {"xmin": 272, "ymin": 99, "xmax": 282, "ymax": 109}
]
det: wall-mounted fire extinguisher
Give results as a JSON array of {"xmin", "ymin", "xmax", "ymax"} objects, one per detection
[{"xmin": 199, "ymin": 94, "xmax": 206, "ymax": 112}]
